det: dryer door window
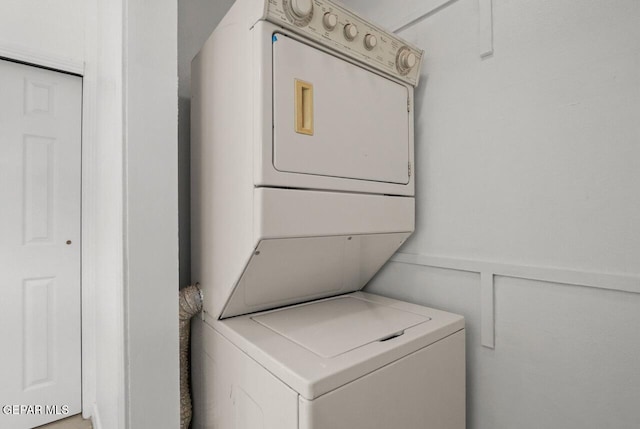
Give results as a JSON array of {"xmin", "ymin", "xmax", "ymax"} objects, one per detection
[{"xmin": 272, "ymin": 34, "xmax": 410, "ymax": 184}]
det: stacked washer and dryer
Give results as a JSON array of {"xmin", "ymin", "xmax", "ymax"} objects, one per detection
[{"xmin": 190, "ymin": 0, "xmax": 465, "ymax": 428}]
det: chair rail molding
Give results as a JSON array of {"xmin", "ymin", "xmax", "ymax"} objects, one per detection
[{"xmin": 391, "ymin": 252, "xmax": 640, "ymax": 349}]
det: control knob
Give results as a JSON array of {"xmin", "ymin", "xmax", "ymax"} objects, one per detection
[
  {"xmin": 323, "ymin": 13, "xmax": 338, "ymax": 30},
  {"xmin": 289, "ymin": 0, "xmax": 313, "ymax": 18},
  {"xmin": 396, "ymin": 47, "xmax": 417, "ymax": 74},
  {"xmin": 344, "ymin": 23, "xmax": 358, "ymax": 41},
  {"xmin": 364, "ymin": 34, "xmax": 377, "ymax": 50}
]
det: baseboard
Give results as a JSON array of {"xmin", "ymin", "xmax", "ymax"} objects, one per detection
[{"xmin": 90, "ymin": 403, "xmax": 102, "ymax": 429}]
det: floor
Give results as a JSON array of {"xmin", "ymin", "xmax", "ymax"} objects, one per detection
[{"xmin": 35, "ymin": 414, "xmax": 92, "ymax": 429}]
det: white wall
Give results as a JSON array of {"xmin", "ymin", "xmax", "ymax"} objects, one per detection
[
  {"xmin": 87, "ymin": 0, "xmax": 182, "ymax": 426},
  {"xmin": 123, "ymin": 0, "xmax": 180, "ymax": 427},
  {"xmin": 342, "ymin": 0, "xmax": 640, "ymax": 428},
  {"xmin": 178, "ymin": 0, "xmax": 235, "ymax": 287},
  {"xmin": 339, "ymin": 0, "xmax": 450, "ymax": 31},
  {"xmin": 86, "ymin": 0, "xmax": 181, "ymax": 426},
  {"xmin": 0, "ymin": 0, "xmax": 85, "ymax": 72}
]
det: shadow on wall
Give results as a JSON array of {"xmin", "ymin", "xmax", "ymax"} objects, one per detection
[
  {"xmin": 178, "ymin": 0, "xmax": 236, "ymax": 288},
  {"xmin": 178, "ymin": 95, "xmax": 191, "ymax": 288}
]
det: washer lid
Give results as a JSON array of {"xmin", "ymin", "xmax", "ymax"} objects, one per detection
[
  {"xmin": 252, "ymin": 296, "xmax": 429, "ymax": 358},
  {"xmin": 211, "ymin": 292, "xmax": 465, "ymax": 400}
]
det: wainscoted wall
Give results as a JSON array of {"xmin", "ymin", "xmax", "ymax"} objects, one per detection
[
  {"xmin": 341, "ymin": 0, "xmax": 640, "ymax": 427},
  {"xmin": 368, "ymin": 256, "xmax": 640, "ymax": 429}
]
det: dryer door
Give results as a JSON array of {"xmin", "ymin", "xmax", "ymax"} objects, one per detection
[{"xmin": 272, "ymin": 34, "xmax": 410, "ymax": 184}]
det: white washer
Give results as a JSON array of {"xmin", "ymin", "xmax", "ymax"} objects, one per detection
[
  {"xmin": 192, "ymin": 293, "xmax": 464, "ymax": 429},
  {"xmin": 190, "ymin": 0, "xmax": 465, "ymax": 428}
]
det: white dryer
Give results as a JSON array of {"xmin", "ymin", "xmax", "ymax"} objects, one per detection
[{"xmin": 190, "ymin": 0, "xmax": 465, "ymax": 428}]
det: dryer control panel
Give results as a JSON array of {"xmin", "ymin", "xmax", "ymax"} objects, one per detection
[{"xmin": 263, "ymin": 0, "xmax": 424, "ymax": 86}]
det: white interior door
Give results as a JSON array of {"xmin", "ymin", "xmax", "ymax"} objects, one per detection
[
  {"xmin": 0, "ymin": 60, "xmax": 82, "ymax": 428},
  {"xmin": 272, "ymin": 34, "xmax": 410, "ymax": 184}
]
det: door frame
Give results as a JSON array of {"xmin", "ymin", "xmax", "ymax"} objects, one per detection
[
  {"xmin": 0, "ymin": 45, "xmax": 100, "ymax": 423},
  {"xmin": 1, "ymin": 2, "xmax": 181, "ymax": 427}
]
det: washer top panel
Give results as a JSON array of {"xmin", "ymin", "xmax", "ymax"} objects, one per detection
[
  {"xmin": 211, "ymin": 292, "xmax": 465, "ymax": 399},
  {"xmin": 252, "ymin": 295, "xmax": 429, "ymax": 358}
]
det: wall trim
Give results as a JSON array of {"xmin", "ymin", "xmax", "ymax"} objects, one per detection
[
  {"xmin": 91, "ymin": 403, "xmax": 102, "ymax": 429},
  {"xmin": 478, "ymin": 0, "xmax": 494, "ymax": 57},
  {"xmin": 392, "ymin": 0, "xmax": 457, "ymax": 33},
  {"xmin": 390, "ymin": 252, "xmax": 640, "ymax": 348},
  {"xmin": 81, "ymin": 0, "xmax": 97, "ymax": 418},
  {"xmin": 480, "ymin": 272, "xmax": 495, "ymax": 348},
  {"xmin": 0, "ymin": 42, "xmax": 84, "ymax": 75},
  {"xmin": 391, "ymin": 252, "xmax": 640, "ymax": 294}
]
